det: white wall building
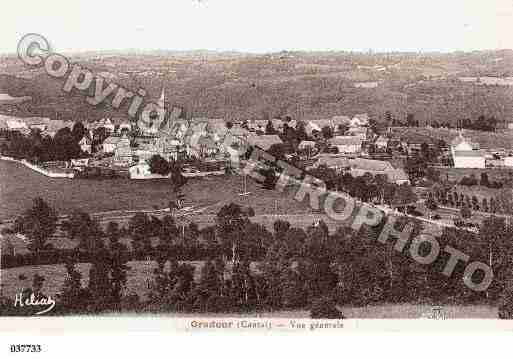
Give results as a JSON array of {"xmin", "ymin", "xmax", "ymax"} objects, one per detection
[
  {"xmin": 79, "ymin": 136, "xmax": 92, "ymax": 153},
  {"xmin": 374, "ymin": 135, "xmax": 388, "ymax": 150},
  {"xmin": 102, "ymin": 136, "xmax": 120, "ymax": 153},
  {"xmin": 503, "ymin": 156, "xmax": 513, "ymax": 167},
  {"xmin": 328, "ymin": 136, "xmax": 363, "ymax": 154},
  {"xmin": 129, "ymin": 160, "xmax": 170, "ymax": 180},
  {"xmin": 450, "ymin": 133, "xmax": 485, "ymax": 168}
]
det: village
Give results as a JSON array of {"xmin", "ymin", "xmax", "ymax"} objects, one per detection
[
  {"xmin": 4, "ymin": 85, "xmax": 513, "ymax": 320},
  {"xmin": 2, "ymin": 87, "xmax": 513, "ymax": 185}
]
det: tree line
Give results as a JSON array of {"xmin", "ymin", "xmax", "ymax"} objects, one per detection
[
  {"xmin": 0, "ymin": 122, "xmax": 97, "ymax": 162},
  {"xmin": 431, "ymin": 185, "xmax": 513, "ymax": 215},
  {"xmin": 5, "ymin": 198, "xmax": 513, "ymax": 317}
]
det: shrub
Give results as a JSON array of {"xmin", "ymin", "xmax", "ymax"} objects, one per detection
[
  {"xmin": 246, "ymin": 207, "xmax": 256, "ymax": 217},
  {"xmin": 310, "ymin": 297, "xmax": 345, "ymax": 319}
]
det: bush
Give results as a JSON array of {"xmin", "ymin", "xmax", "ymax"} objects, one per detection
[
  {"xmin": 246, "ymin": 207, "xmax": 256, "ymax": 217},
  {"xmin": 310, "ymin": 297, "xmax": 345, "ymax": 319},
  {"xmin": 499, "ymin": 289, "xmax": 513, "ymax": 319},
  {"xmin": 460, "ymin": 206, "xmax": 472, "ymax": 219}
]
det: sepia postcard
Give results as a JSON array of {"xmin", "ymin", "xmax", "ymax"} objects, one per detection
[{"xmin": 2, "ymin": 0, "xmax": 513, "ymax": 344}]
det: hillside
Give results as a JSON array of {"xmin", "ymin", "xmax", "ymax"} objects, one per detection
[
  {"xmin": 0, "ymin": 50, "xmax": 512, "ymax": 125},
  {"xmin": 393, "ymin": 127, "xmax": 513, "ymax": 150}
]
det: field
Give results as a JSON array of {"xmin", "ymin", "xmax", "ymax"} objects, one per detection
[
  {"xmin": 0, "ymin": 260, "xmax": 246, "ymax": 301},
  {"xmin": 0, "ymin": 159, "xmax": 315, "ymax": 222},
  {"xmin": 0, "ymin": 261, "xmax": 498, "ymax": 318},
  {"xmin": 0, "ymin": 160, "xmax": 178, "ymax": 221}
]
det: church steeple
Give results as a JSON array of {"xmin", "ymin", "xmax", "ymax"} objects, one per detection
[{"xmin": 158, "ymin": 87, "xmax": 165, "ymax": 109}]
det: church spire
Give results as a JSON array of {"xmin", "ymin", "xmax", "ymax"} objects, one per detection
[{"xmin": 158, "ymin": 87, "xmax": 165, "ymax": 109}]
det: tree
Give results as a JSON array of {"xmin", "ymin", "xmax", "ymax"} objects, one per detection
[
  {"xmin": 87, "ymin": 248, "xmax": 113, "ymax": 312},
  {"xmin": 337, "ymin": 123, "xmax": 349, "ymax": 135},
  {"xmin": 53, "ymin": 127, "xmax": 81, "ymax": 160},
  {"xmin": 273, "ymin": 219, "xmax": 291, "ymax": 240},
  {"xmin": 426, "ymin": 167, "xmax": 440, "ymax": 182},
  {"xmin": 62, "ymin": 210, "xmax": 95, "ymax": 239},
  {"xmin": 480, "ymin": 216, "xmax": 508, "ymax": 297},
  {"xmin": 282, "ymin": 124, "xmax": 298, "ymax": 148},
  {"xmin": 148, "ymin": 154, "xmax": 171, "ymax": 175},
  {"xmin": 406, "ymin": 113, "xmax": 417, "ymax": 127},
  {"xmin": 261, "ymin": 167, "xmax": 278, "ymax": 190},
  {"xmin": 498, "ymin": 260, "xmax": 513, "ymax": 318},
  {"xmin": 460, "ymin": 205, "xmax": 472, "ymax": 219},
  {"xmin": 310, "ymin": 296, "xmax": 345, "ymax": 319},
  {"xmin": 13, "ymin": 197, "xmax": 57, "ymax": 252},
  {"xmin": 76, "ymin": 217, "xmax": 103, "ymax": 252},
  {"xmin": 425, "ymin": 197, "xmax": 438, "ymax": 211},
  {"xmin": 420, "ymin": 142, "xmax": 430, "ymax": 160},
  {"xmin": 169, "ymin": 160, "xmax": 187, "ymax": 192},
  {"xmin": 405, "ymin": 154, "xmax": 426, "ymax": 182},
  {"xmin": 246, "ymin": 207, "xmax": 256, "ymax": 217},
  {"xmin": 321, "ymin": 126, "xmax": 333, "ymax": 139},
  {"xmin": 260, "ymin": 245, "xmax": 285, "ymax": 309},
  {"xmin": 482, "ymin": 198, "xmax": 489, "ymax": 212},
  {"xmin": 265, "ymin": 120, "xmax": 276, "ymax": 135},
  {"xmin": 374, "ymin": 174, "xmax": 388, "ymax": 204},
  {"xmin": 107, "ymin": 221, "xmax": 129, "ymax": 307},
  {"xmin": 71, "ymin": 121, "xmax": 87, "ymax": 142},
  {"xmin": 480, "ymin": 172, "xmax": 490, "ymax": 187},
  {"xmin": 198, "ymin": 260, "xmax": 222, "ymax": 301},
  {"xmin": 280, "ymin": 266, "xmax": 307, "ymax": 309},
  {"xmin": 499, "ymin": 286, "xmax": 513, "ymax": 319},
  {"xmin": 295, "ymin": 121, "xmax": 308, "ymax": 141},
  {"xmin": 92, "ymin": 127, "xmax": 109, "ymax": 150},
  {"xmin": 268, "ymin": 143, "xmax": 286, "ymax": 161},
  {"xmin": 60, "ymin": 260, "xmax": 89, "ymax": 313},
  {"xmin": 216, "ymin": 203, "xmax": 250, "ymax": 263},
  {"xmin": 471, "ymin": 195, "xmax": 479, "ymax": 211},
  {"xmin": 129, "ymin": 212, "xmax": 152, "ymax": 254},
  {"xmin": 447, "ymin": 193, "xmax": 454, "ymax": 206},
  {"xmin": 392, "ymin": 184, "xmax": 418, "ymax": 209}
]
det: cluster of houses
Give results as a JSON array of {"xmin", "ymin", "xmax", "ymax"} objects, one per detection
[
  {"xmin": 10, "ymin": 87, "xmax": 513, "ymax": 181},
  {"xmin": 449, "ymin": 133, "xmax": 513, "ymax": 169},
  {"xmin": 387, "ymin": 129, "xmax": 513, "ymax": 170},
  {"xmin": 310, "ymin": 155, "xmax": 411, "ymax": 185},
  {"xmin": 0, "ymin": 97, "xmax": 383, "ymax": 178},
  {"xmin": 0, "ymin": 114, "xmax": 75, "ymax": 137}
]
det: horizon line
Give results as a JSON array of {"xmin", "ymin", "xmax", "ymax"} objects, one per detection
[{"xmin": 1, "ymin": 47, "xmax": 513, "ymax": 57}]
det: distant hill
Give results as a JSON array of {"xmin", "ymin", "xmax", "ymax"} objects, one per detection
[{"xmin": 0, "ymin": 50, "xmax": 512, "ymax": 125}]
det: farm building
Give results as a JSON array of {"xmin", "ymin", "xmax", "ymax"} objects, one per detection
[
  {"xmin": 248, "ymin": 135, "xmax": 283, "ymax": 151},
  {"xmin": 298, "ymin": 140, "xmax": 317, "ymax": 150},
  {"xmin": 0, "ymin": 233, "xmax": 30, "ymax": 256},
  {"xmin": 79, "ymin": 135, "xmax": 92, "ymax": 153},
  {"xmin": 351, "ymin": 113, "xmax": 370, "ymax": 127},
  {"xmin": 450, "ymin": 134, "xmax": 485, "ymax": 169},
  {"xmin": 328, "ymin": 136, "xmax": 363, "ymax": 154},
  {"xmin": 375, "ymin": 135, "xmax": 388, "ymax": 150},
  {"xmin": 128, "ymin": 161, "xmax": 169, "ymax": 180},
  {"xmin": 311, "ymin": 156, "xmax": 409, "ymax": 184},
  {"xmin": 102, "ymin": 135, "xmax": 121, "ymax": 153},
  {"xmin": 113, "ymin": 135, "xmax": 134, "ymax": 166}
]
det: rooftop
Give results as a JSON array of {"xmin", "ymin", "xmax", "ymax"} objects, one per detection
[
  {"xmin": 329, "ymin": 136, "xmax": 363, "ymax": 146},
  {"xmin": 248, "ymin": 134, "xmax": 283, "ymax": 150},
  {"xmin": 453, "ymin": 150, "xmax": 485, "ymax": 158}
]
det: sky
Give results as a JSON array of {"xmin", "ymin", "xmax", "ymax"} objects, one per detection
[{"xmin": 2, "ymin": 0, "xmax": 513, "ymax": 54}]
